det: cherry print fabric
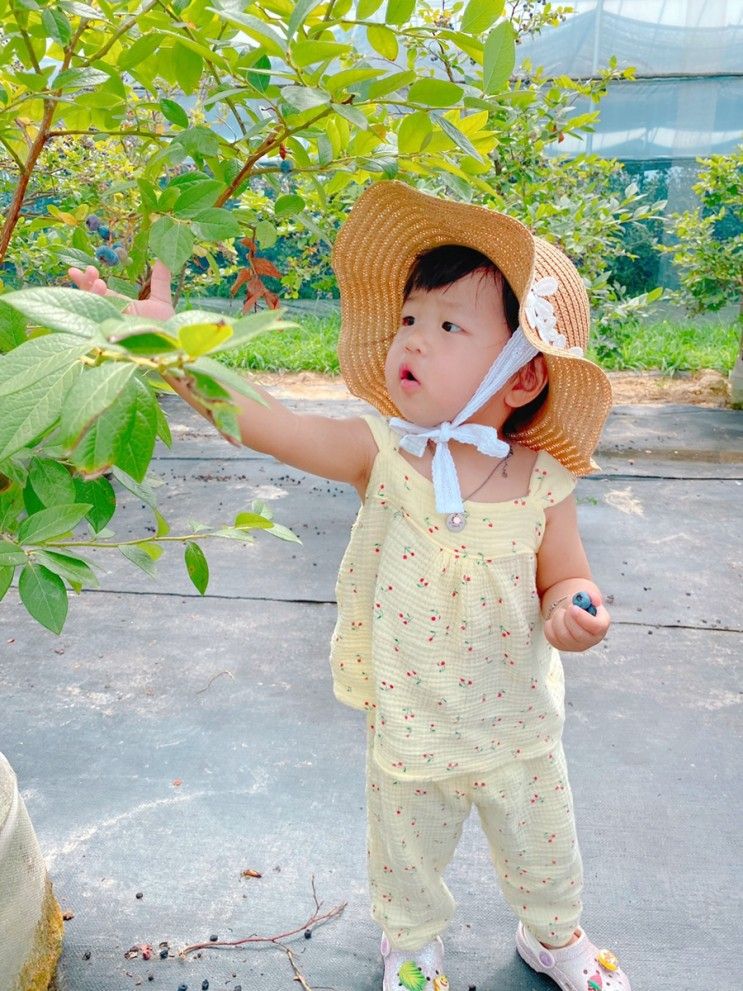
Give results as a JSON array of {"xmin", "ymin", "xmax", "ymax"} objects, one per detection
[{"xmin": 330, "ymin": 415, "xmax": 577, "ymax": 780}]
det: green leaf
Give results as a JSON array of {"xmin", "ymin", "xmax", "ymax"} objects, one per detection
[
  {"xmin": 210, "ymin": 4, "xmax": 286, "ymax": 56},
  {"xmin": 292, "ymin": 40, "xmax": 350, "ymax": 67},
  {"xmin": 53, "ymin": 66, "xmax": 110, "ymax": 91},
  {"xmin": 118, "ymin": 33, "xmax": 162, "ymax": 70},
  {"xmin": 42, "ymin": 7, "xmax": 73, "ymax": 44},
  {"xmin": 28, "ymin": 458, "xmax": 75, "ymax": 508},
  {"xmin": 325, "ymin": 67, "xmax": 382, "ymax": 94},
  {"xmin": 174, "ymin": 126, "xmax": 220, "ymax": 159},
  {"xmin": 120, "ymin": 544, "xmax": 157, "ymax": 578},
  {"xmin": 358, "ymin": 0, "xmax": 383, "ymax": 14},
  {"xmin": 287, "ymin": 0, "xmax": 324, "ymax": 37},
  {"xmin": 367, "ymin": 69, "xmax": 416, "ymax": 100},
  {"xmin": 408, "ymin": 78, "xmax": 463, "ymax": 108},
  {"xmin": 149, "ymin": 217, "xmax": 194, "ymax": 271},
  {"xmin": 18, "ymin": 503, "xmax": 92, "ymax": 545},
  {"xmin": 191, "ymin": 208, "xmax": 242, "ymax": 241},
  {"xmin": 234, "ymin": 511, "xmax": 273, "ymax": 531},
  {"xmin": 0, "ymin": 337, "xmax": 87, "ymax": 462},
  {"xmin": 281, "ymin": 85, "xmax": 331, "ymax": 111},
  {"xmin": 112, "ymin": 378, "xmax": 158, "ymax": 483},
  {"xmin": 264, "ymin": 521, "xmax": 301, "ymax": 544},
  {"xmin": 18, "ymin": 563, "xmax": 68, "ymax": 634},
  {"xmin": 397, "ymin": 111, "xmax": 433, "ymax": 154},
  {"xmin": 332, "ymin": 102, "xmax": 369, "ymax": 130},
  {"xmin": 255, "ymin": 219, "xmax": 277, "ymax": 248},
  {"xmin": 172, "ymin": 41, "xmax": 203, "ymax": 94},
  {"xmin": 184, "ymin": 541, "xmax": 209, "ymax": 595},
  {"xmin": 434, "ymin": 113, "xmax": 484, "ymax": 160},
  {"xmin": 73, "ymin": 475, "xmax": 116, "ymax": 532},
  {"xmin": 172, "ymin": 179, "xmax": 222, "ymax": 217},
  {"xmin": 113, "ymin": 332, "xmax": 180, "ymax": 356},
  {"xmin": 366, "ymin": 24, "xmax": 398, "ymax": 60},
  {"xmin": 460, "ymin": 0, "xmax": 504, "ymax": 34},
  {"xmin": 59, "ymin": 363, "xmax": 137, "ymax": 447},
  {"xmin": 154, "ymin": 399, "xmax": 172, "ymax": 447},
  {"xmin": 111, "ymin": 467, "xmax": 159, "ymax": 511},
  {"xmin": 155, "ymin": 509, "xmax": 170, "ymax": 537},
  {"xmin": 179, "ymin": 322, "xmax": 233, "ymax": 357},
  {"xmin": 70, "ymin": 379, "xmax": 140, "ymax": 477},
  {"xmin": 2, "ymin": 287, "xmax": 125, "ymax": 337},
  {"xmin": 483, "ymin": 21, "xmax": 515, "ymax": 94},
  {"xmin": 188, "ymin": 356, "xmax": 267, "ymax": 404},
  {"xmin": 34, "ymin": 550, "xmax": 98, "ymax": 589},
  {"xmin": 0, "ymin": 539, "xmax": 27, "ymax": 567},
  {"xmin": 160, "ymin": 97, "xmax": 189, "ymax": 128},
  {"xmin": 246, "ymin": 52, "xmax": 271, "ymax": 93},
  {"xmin": 61, "ymin": 1, "xmax": 104, "ymax": 18},
  {"xmin": 0, "ymin": 300, "xmax": 27, "ymax": 354},
  {"xmin": 274, "ymin": 194, "xmax": 306, "ymax": 219},
  {"xmin": 0, "ymin": 565, "xmax": 13, "ymax": 602},
  {"xmin": 385, "ymin": 0, "xmax": 414, "ymax": 24}
]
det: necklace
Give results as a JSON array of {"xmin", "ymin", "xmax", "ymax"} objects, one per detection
[{"xmin": 445, "ymin": 446, "xmax": 512, "ymax": 533}]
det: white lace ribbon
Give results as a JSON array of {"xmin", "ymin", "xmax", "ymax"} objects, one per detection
[
  {"xmin": 526, "ymin": 277, "xmax": 584, "ymax": 356},
  {"xmin": 390, "ymin": 328, "xmax": 539, "ymax": 514}
]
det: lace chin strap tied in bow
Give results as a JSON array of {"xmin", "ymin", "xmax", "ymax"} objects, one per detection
[{"xmin": 389, "ymin": 328, "xmax": 539, "ymax": 515}]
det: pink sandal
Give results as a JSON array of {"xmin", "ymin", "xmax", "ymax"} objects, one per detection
[{"xmin": 516, "ymin": 923, "xmax": 631, "ymax": 991}]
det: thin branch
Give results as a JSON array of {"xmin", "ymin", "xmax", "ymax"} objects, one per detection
[
  {"xmin": 12, "ymin": 13, "xmax": 42, "ymax": 73},
  {"xmin": 0, "ymin": 134, "xmax": 25, "ymax": 172},
  {"xmin": 80, "ymin": 0, "xmax": 161, "ymax": 65}
]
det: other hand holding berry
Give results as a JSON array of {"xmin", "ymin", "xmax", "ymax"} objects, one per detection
[
  {"xmin": 544, "ymin": 595, "xmax": 610, "ymax": 652},
  {"xmin": 68, "ymin": 259, "xmax": 175, "ymax": 321}
]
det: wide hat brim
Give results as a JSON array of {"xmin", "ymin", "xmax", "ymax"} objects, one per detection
[{"xmin": 333, "ymin": 181, "xmax": 612, "ymax": 475}]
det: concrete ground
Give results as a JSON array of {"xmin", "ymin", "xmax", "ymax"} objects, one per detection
[{"xmin": 1, "ymin": 396, "xmax": 741, "ymax": 991}]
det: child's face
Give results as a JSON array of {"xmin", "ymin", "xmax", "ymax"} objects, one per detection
[{"xmin": 384, "ymin": 268, "xmax": 512, "ymax": 427}]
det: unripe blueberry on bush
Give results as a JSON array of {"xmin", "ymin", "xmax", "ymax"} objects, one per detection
[
  {"xmin": 95, "ymin": 245, "xmax": 119, "ymax": 266},
  {"xmin": 279, "ymin": 158, "xmax": 293, "ymax": 173},
  {"xmin": 86, "ymin": 214, "xmax": 100, "ymax": 231},
  {"xmin": 114, "ymin": 246, "xmax": 129, "ymax": 264},
  {"xmin": 98, "ymin": 224, "xmax": 110, "ymax": 240}
]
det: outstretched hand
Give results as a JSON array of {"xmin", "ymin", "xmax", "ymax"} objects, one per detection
[
  {"xmin": 544, "ymin": 597, "xmax": 611, "ymax": 652},
  {"xmin": 68, "ymin": 260, "xmax": 175, "ymax": 321}
]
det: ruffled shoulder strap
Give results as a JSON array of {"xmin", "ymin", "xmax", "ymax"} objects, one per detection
[
  {"xmin": 361, "ymin": 414, "xmax": 399, "ymax": 455},
  {"xmin": 529, "ymin": 449, "xmax": 577, "ymax": 508}
]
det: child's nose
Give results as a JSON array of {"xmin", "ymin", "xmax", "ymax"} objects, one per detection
[{"xmin": 403, "ymin": 322, "xmax": 427, "ymax": 352}]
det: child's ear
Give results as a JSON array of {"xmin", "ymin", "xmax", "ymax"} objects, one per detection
[{"xmin": 503, "ymin": 354, "xmax": 548, "ymax": 410}]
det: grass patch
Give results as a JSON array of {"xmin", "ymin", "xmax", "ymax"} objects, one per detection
[
  {"xmin": 222, "ymin": 312, "xmax": 739, "ymax": 376},
  {"xmin": 223, "ymin": 312, "xmax": 341, "ymax": 374},
  {"xmin": 589, "ymin": 319, "xmax": 739, "ymax": 374}
]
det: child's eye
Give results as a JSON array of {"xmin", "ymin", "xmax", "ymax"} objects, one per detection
[
  {"xmin": 401, "ymin": 315, "xmax": 415, "ymax": 326},
  {"xmin": 442, "ymin": 321, "xmax": 463, "ymax": 334}
]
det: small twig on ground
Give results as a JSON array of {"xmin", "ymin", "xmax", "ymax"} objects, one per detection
[
  {"xmin": 281, "ymin": 944, "xmax": 313, "ymax": 990},
  {"xmin": 180, "ymin": 889, "xmax": 346, "ymax": 956},
  {"xmin": 195, "ymin": 670, "xmax": 235, "ymax": 694}
]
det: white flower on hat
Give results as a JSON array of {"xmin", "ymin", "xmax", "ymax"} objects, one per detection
[{"xmin": 525, "ymin": 276, "xmax": 584, "ymax": 357}]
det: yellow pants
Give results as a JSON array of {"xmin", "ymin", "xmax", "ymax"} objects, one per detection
[{"xmin": 366, "ymin": 728, "xmax": 583, "ymax": 951}]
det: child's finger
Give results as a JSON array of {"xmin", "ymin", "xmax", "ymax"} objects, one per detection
[{"xmin": 150, "ymin": 260, "xmax": 173, "ymax": 302}]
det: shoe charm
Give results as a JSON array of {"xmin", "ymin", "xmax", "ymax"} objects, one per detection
[{"xmin": 397, "ymin": 961, "xmax": 426, "ymax": 991}]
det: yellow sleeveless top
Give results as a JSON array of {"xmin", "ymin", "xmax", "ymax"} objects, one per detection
[{"xmin": 330, "ymin": 415, "xmax": 577, "ymax": 780}]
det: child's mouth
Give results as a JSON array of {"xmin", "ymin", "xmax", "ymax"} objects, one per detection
[{"xmin": 399, "ymin": 364, "xmax": 420, "ymax": 389}]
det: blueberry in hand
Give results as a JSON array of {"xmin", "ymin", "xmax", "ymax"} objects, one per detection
[
  {"xmin": 572, "ymin": 591, "xmax": 597, "ymax": 616},
  {"xmin": 95, "ymin": 245, "xmax": 119, "ymax": 266}
]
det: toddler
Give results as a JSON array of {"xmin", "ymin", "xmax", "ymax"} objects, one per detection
[{"xmin": 70, "ymin": 181, "xmax": 630, "ymax": 991}]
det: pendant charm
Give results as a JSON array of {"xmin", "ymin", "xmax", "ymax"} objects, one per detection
[{"xmin": 445, "ymin": 511, "xmax": 467, "ymax": 533}]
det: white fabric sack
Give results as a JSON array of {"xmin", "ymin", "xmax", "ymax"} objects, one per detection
[{"xmin": 0, "ymin": 752, "xmax": 62, "ymax": 991}]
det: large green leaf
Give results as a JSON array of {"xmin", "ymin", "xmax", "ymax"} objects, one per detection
[
  {"xmin": 172, "ymin": 179, "xmax": 222, "ymax": 217},
  {"xmin": 397, "ymin": 111, "xmax": 433, "ymax": 154},
  {"xmin": 58, "ymin": 363, "xmax": 137, "ymax": 447},
  {"xmin": 53, "ymin": 66, "xmax": 110, "ymax": 91},
  {"xmin": 28, "ymin": 458, "xmax": 76, "ymax": 508},
  {"xmin": 179, "ymin": 323, "xmax": 233, "ymax": 357},
  {"xmin": 69, "ymin": 378, "xmax": 141, "ymax": 476},
  {"xmin": 35, "ymin": 550, "xmax": 99, "ymax": 590},
  {"xmin": 1, "ymin": 287, "xmax": 125, "ymax": 337},
  {"xmin": 188, "ymin": 356, "xmax": 267, "ymax": 404},
  {"xmin": 149, "ymin": 217, "xmax": 194, "ymax": 271},
  {"xmin": 434, "ymin": 113, "xmax": 484, "ymax": 161},
  {"xmin": 118, "ymin": 33, "xmax": 163, "ymax": 70},
  {"xmin": 366, "ymin": 24, "xmax": 398, "ymax": 60},
  {"xmin": 191, "ymin": 208, "xmax": 242, "ymax": 240},
  {"xmin": 291, "ymin": 40, "xmax": 351, "ymax": 67},
  {"xmin": 120, "ymin": 544, "xmax": 157, "ymax": 578},
  {"xmin": 0, "ymin": 539, "xmax": 27, "ymax": 567},
  {"xmin": 111, "ymin": 378, "xmax": 158, "ymax": 483},
  {"xmin": 209, "ymin": 4, "xmax": 285, "ymax": 56},
  {"xmin": 461, "ymin": 0, "xmax": 504, "ymax": 34},
  {"xmin": 159, "ymin": 97, "xmax": 189, "ymax": 128},
  {"xmin": 287, "ymin": 0, "xmax": 324, "ymax": 37},
  {"xmin": 0, "ymin": 300, "xmax": 26, "ymax": 354},
  {"xmin": 184, "ymin": 541, "xmax": 209, "ymax": 595},
  {"xmin": 18, "ymin": 563, "xmax": 68, "ymax": 635},
  {"xmin": 73, "ymin": 475, "xmax": 116, "ymax": 533},
  {"xmin": 408, "ymin": 79, "xmax": 464, "ymax": 107},
  {"xmin": 0, "ymin": 565, "xmax": 13, "ymax": 602},
  {"xmin": 385, "ymin": 0, "xmax": 415, "ymax": 25},
  {"xmin": 483, "ymin": 21, "xmax": 515, "ymax": 94},
  {"xmin": 0, "ymin": 337, "xmax": 87, "ymax": 462},
  {"xmin": 281, "ymin": 85, "xmax": 331, "ymax": 111},
  {"xmin": 18, "ymin": 503, "xmax": 92, "ymax": 545}
]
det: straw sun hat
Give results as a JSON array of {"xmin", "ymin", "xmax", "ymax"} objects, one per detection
[{"xmin": 332, "ymin": 181, "xmax": 612, "ymax": 475}]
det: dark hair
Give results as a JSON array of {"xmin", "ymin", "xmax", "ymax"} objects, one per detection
[
  {"xmin": 404, "ymin": 245, "xmax": 520, "ymax": 332},
  {"xmin": 403, "ymin": 245, "xmax": 547, "ymax": 434}
]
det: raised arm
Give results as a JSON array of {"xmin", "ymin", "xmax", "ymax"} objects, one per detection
[
  {"xmin": 536, "ymin": 493, "xmax": 611, "ymax": 651},
  {"xmin": 68, "ymin": 263, "xmax": 379, "ymax": 495}
]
